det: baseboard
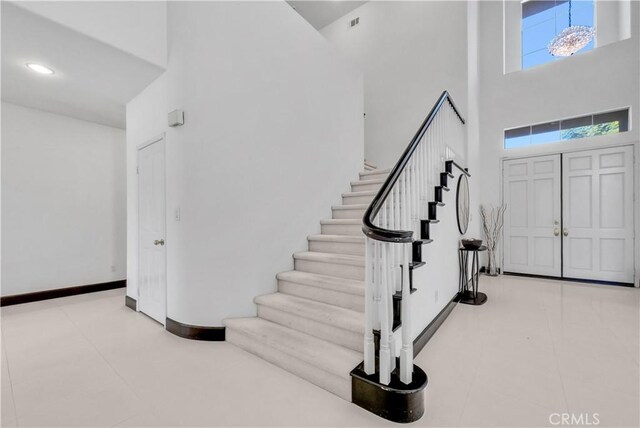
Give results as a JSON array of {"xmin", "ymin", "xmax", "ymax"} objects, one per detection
[
  {"xmin": 412, "ymin": 294, "xmax": 458, "ymax": 357},
  {"xmin": 503, "ymin": 271, "xmax": 634, "ymax": 288},
  {"xmin": 125, "ymin": 295, "xmax": 137, "ymax": 311},
  {"xmin": 165, "ymin": 317, "xmax": 225, "ymax": 341},
  {"xmin": 0, "ymin": 280, "xmax": 126, "ymax": 307}
]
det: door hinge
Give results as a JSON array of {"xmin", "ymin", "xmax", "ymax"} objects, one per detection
[{"xmin": 136, "ymin": 166, "xmax": 139, "ymax": 174}]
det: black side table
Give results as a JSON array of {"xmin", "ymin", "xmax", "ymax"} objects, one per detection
[{"xmin": 458, "ymin": 246, "xmax": 488, "ymax": 305}]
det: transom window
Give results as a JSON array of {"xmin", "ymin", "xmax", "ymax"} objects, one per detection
[
  {"xmin": 522, "ymin": 0, "xmax": 595, "ymax": 69},
  {"xmin": 504, "ymin": 109, "xmax": 629, "ymax": 149}
]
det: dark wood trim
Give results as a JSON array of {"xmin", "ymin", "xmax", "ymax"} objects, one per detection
[
  {"xmin": 125, "ymin": 295, "xmax": 137, "ymax": 311},
  {"xmin": 0, "ymin": 280, "xmax": 126, "ymax": 307},
  {"xmin": 165, "ymin": 317, "xmax": 225, "ymax": 341},
  {"xmin": 413, "ymin": 294, "xmax": 458, "ymax": 357},
  {"xmin": 503, "ymin": 271, "xmax": 634, "ymax": 288},
  {"xmin": 351, "ymin": 361, "xmax": 427, "ymax": 423},
  {"xmin": 456, "ymin": 174, "xmax": 470, "ymax": 234}
]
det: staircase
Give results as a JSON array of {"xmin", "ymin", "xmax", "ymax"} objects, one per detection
[
  {"xmin": 224, "ymin": 91, "xmax": 467, "ymax": 422},
  {"xmin": 224, "ymin": 168, "xmax": 390, "ymax": 401}
]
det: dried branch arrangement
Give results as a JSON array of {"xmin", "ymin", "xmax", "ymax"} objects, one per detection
[{"xmin": 480, "ymin": 204, "xmax": 507, "ymax": 276}]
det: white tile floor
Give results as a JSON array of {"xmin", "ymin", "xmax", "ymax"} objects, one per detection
[{"xmin": 1, "ymin": 275, "xmax": 638, "ymax": 427}]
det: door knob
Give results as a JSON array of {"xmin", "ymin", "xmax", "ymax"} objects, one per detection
[
  {"xmin": 154, "ymin": 239, "xmax": 165, "ymax": 246},
  {"xmin": 563, "ymin": 228, "xmax": 569, "ymax": 237},
  {"xmin": 554, "ymin": 228, "xmax": 560, "ymax": 236}
]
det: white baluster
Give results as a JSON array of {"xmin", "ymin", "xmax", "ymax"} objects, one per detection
[
  {"xmin": 402, "ymin": 172, "xmax": 409, "ymax": 231},
  {"xmin": 364, "ymin": 237, "xmax": 375, "ymax": 375},
  {"xmin": 379, "ymin": 240, "xmax": 391, "ymax": 385},
  {"xmin": 373, "ymin": 227, "xmax": 380, "ymax": 332},
  {"xmin": 393, "ymin": 186, "xmax": 402, "ymax": 292},
  {"xmin": 412, "ymin": 161, "xmax": 417, "ymax": 228},
  {"xmin": 405, "ymin": 166, "xmax": 412, "ymax": 234},
  {"xmin": 441, "ymin": 109, "xmax": 445, "ymax": 165},
  {"xmin": 430, "ymin": 125, "xmax": 435, "ymax": 200},
  {"xmin": 416, "ymin": 156, "xmax": 420, "ymax": 230},
  {"xmin": 420, "ymin": 142, "xmax": 426, "ymax": 219},
  {"xmin": 400, "ymin": 242, "xmax": 413, "ymax": 384},
  {"xmin": 386, "ymin": 242, "xmax": 396, "ymax": 373}
]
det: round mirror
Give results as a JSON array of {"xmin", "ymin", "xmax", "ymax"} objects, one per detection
[{"xmin": 456, "ymin": 174, "xmax": 470, "ymax": 234}]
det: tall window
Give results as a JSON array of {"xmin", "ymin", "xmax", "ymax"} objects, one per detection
[{"xmin": 522, "ymin": 0, "xmax": 595, "ymax": 69}]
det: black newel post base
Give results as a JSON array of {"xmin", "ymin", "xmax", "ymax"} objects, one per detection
[{"xmin": 350, "ymin": 361, "xmax": 428, "ymax": 423}]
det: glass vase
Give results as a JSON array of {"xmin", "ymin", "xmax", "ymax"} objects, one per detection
[{"xmin": 487, "ymin": 248, "xmax": 499, "ymax": 276}]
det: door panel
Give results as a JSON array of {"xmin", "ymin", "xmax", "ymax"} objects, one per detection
[
  {"xmin": 138, "ymin": 138, "xmax": 166, "ymax": 324},
  {"xmin": 503, "ymin": 154, "xmax": 562, "ymax": 276},
  {"xmin": 562, "ymin": 146, "xmax": 634, "ymax": 283}
]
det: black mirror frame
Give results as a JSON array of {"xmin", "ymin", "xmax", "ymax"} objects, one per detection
[{"xmin": 456, "ymin": 174, "xmax": 470, "ymax": 234}]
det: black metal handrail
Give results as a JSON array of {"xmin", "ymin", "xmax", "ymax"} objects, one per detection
[
  {"xmin": 446, "ymin": 159, "xmax": 471, "ymax": 177},
  {"xmin": 362, "ymin": 91, "xmax": 466, "ymax": 243}
]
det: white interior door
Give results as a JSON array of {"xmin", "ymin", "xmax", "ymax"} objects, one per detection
[
  {"xmin": 138, "ymin": 137, "xmax": 166, "ymax": 324},
  {"xmin": 503, "ymin": 155, "xmax": 562, "ymax": 276},
  {"xmin": 563, "ymin": 146, "xmax": 634, "ymax": 283}
]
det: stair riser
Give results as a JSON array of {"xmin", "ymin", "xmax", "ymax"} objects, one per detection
[
  {"xmin": 343, "ymin": 194, "xmax": 374, "ymax": 205},
  {"xmin": 359, "ymin": 172, "xmax": 388, "ymax": 181},
  {"xmin": 294, "ymin": 259, "xmax": 365, "ymax": 281},
  {"xmin": 332, "ymin": 207, "xmax": 366, "ymax": 219},
  {"xmin": 308, "ymin": 240, "xmax": 365, "ymax": 256},
  {"xmin": 257, "ymin": 305, "xmax": 364, "ymax": 353},
  {"xmin": 278, "ymin": 281, "xmax": 364, "ymax": 312},
  {"xmin": 321, "ymin": 224, "xmax": 363, "ymax": 236},
  {"xmin": 226, "ymin": 328, "xmax": 351, "ymax": 401},
  {"xmin": 352, "ymin": 182, "xmax": 382, "ymax": 192}
]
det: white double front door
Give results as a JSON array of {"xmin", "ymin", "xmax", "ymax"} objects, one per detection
[{"xmin": 503, "ymin": 146, "xmax": 634, "ymax": 284}]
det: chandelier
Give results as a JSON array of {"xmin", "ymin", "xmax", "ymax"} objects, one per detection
[{"xmin": 547, "ymin": 0, "xmax": 595, "ymax": 57}]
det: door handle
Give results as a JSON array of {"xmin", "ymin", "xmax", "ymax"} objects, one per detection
[
  {"xmin": 154, "ymin": 239, "xmax": 165, "ymax": 246},
  {"xmin": 563, "ymin": 228, "xmax": 569, "ymax": 237},
  {"xmin": 554, "ymin": 228, "xmax": 560, "ymax": 236}
]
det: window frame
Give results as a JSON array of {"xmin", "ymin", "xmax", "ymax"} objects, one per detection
[
  {"xmin": 521, "ymin": 0, "xmax": 596, "ymax": 70},
  {"xmin": 504, "ymin": 108, "xmax": 630, "ymax": 149}
]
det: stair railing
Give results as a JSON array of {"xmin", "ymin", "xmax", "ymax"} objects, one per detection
[{"xmin": 362, "ymin": 91, "xmax": 466, "ymax": 385}]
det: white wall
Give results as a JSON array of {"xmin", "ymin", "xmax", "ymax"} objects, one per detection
[
  {"xmin": 321, "ymin": 1, "xmax": 469, "ymax": 169},
  {"xmin": 13, "ymin": 1, "xmax": 167, "ymax": 68},
  {"xmin": 126, "ymin": 1, "xmax": 364, "ymax": 326},
  {"xmin": 1, "ymin": 103, "xmax": 126, "ymax": 296},
  {"xmin": 477, "ymin": 1, "xmax": 640, "ymax": 279}
]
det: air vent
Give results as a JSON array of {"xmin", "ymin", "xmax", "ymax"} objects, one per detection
[{"xmin": 350, "ymin": 17, "xmax": 360, "ymax": 28}]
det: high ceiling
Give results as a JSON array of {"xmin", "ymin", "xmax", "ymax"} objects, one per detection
[
  {"xmin": 1, "ymin": 2, "xmax": 164, "ymax": 129},
  {"xmin": 288, "ymin": 1, "xmax": 367, "ymax": 30}
]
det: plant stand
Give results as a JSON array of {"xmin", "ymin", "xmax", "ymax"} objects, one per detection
[{"xmin": 458, "ymin": 246, "xmax": 488, "ymax": 306}]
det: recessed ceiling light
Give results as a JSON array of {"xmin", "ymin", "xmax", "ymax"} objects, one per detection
[{"xmin": 26, "ymin": 63, "xmax": 54, "ymax": 75}]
